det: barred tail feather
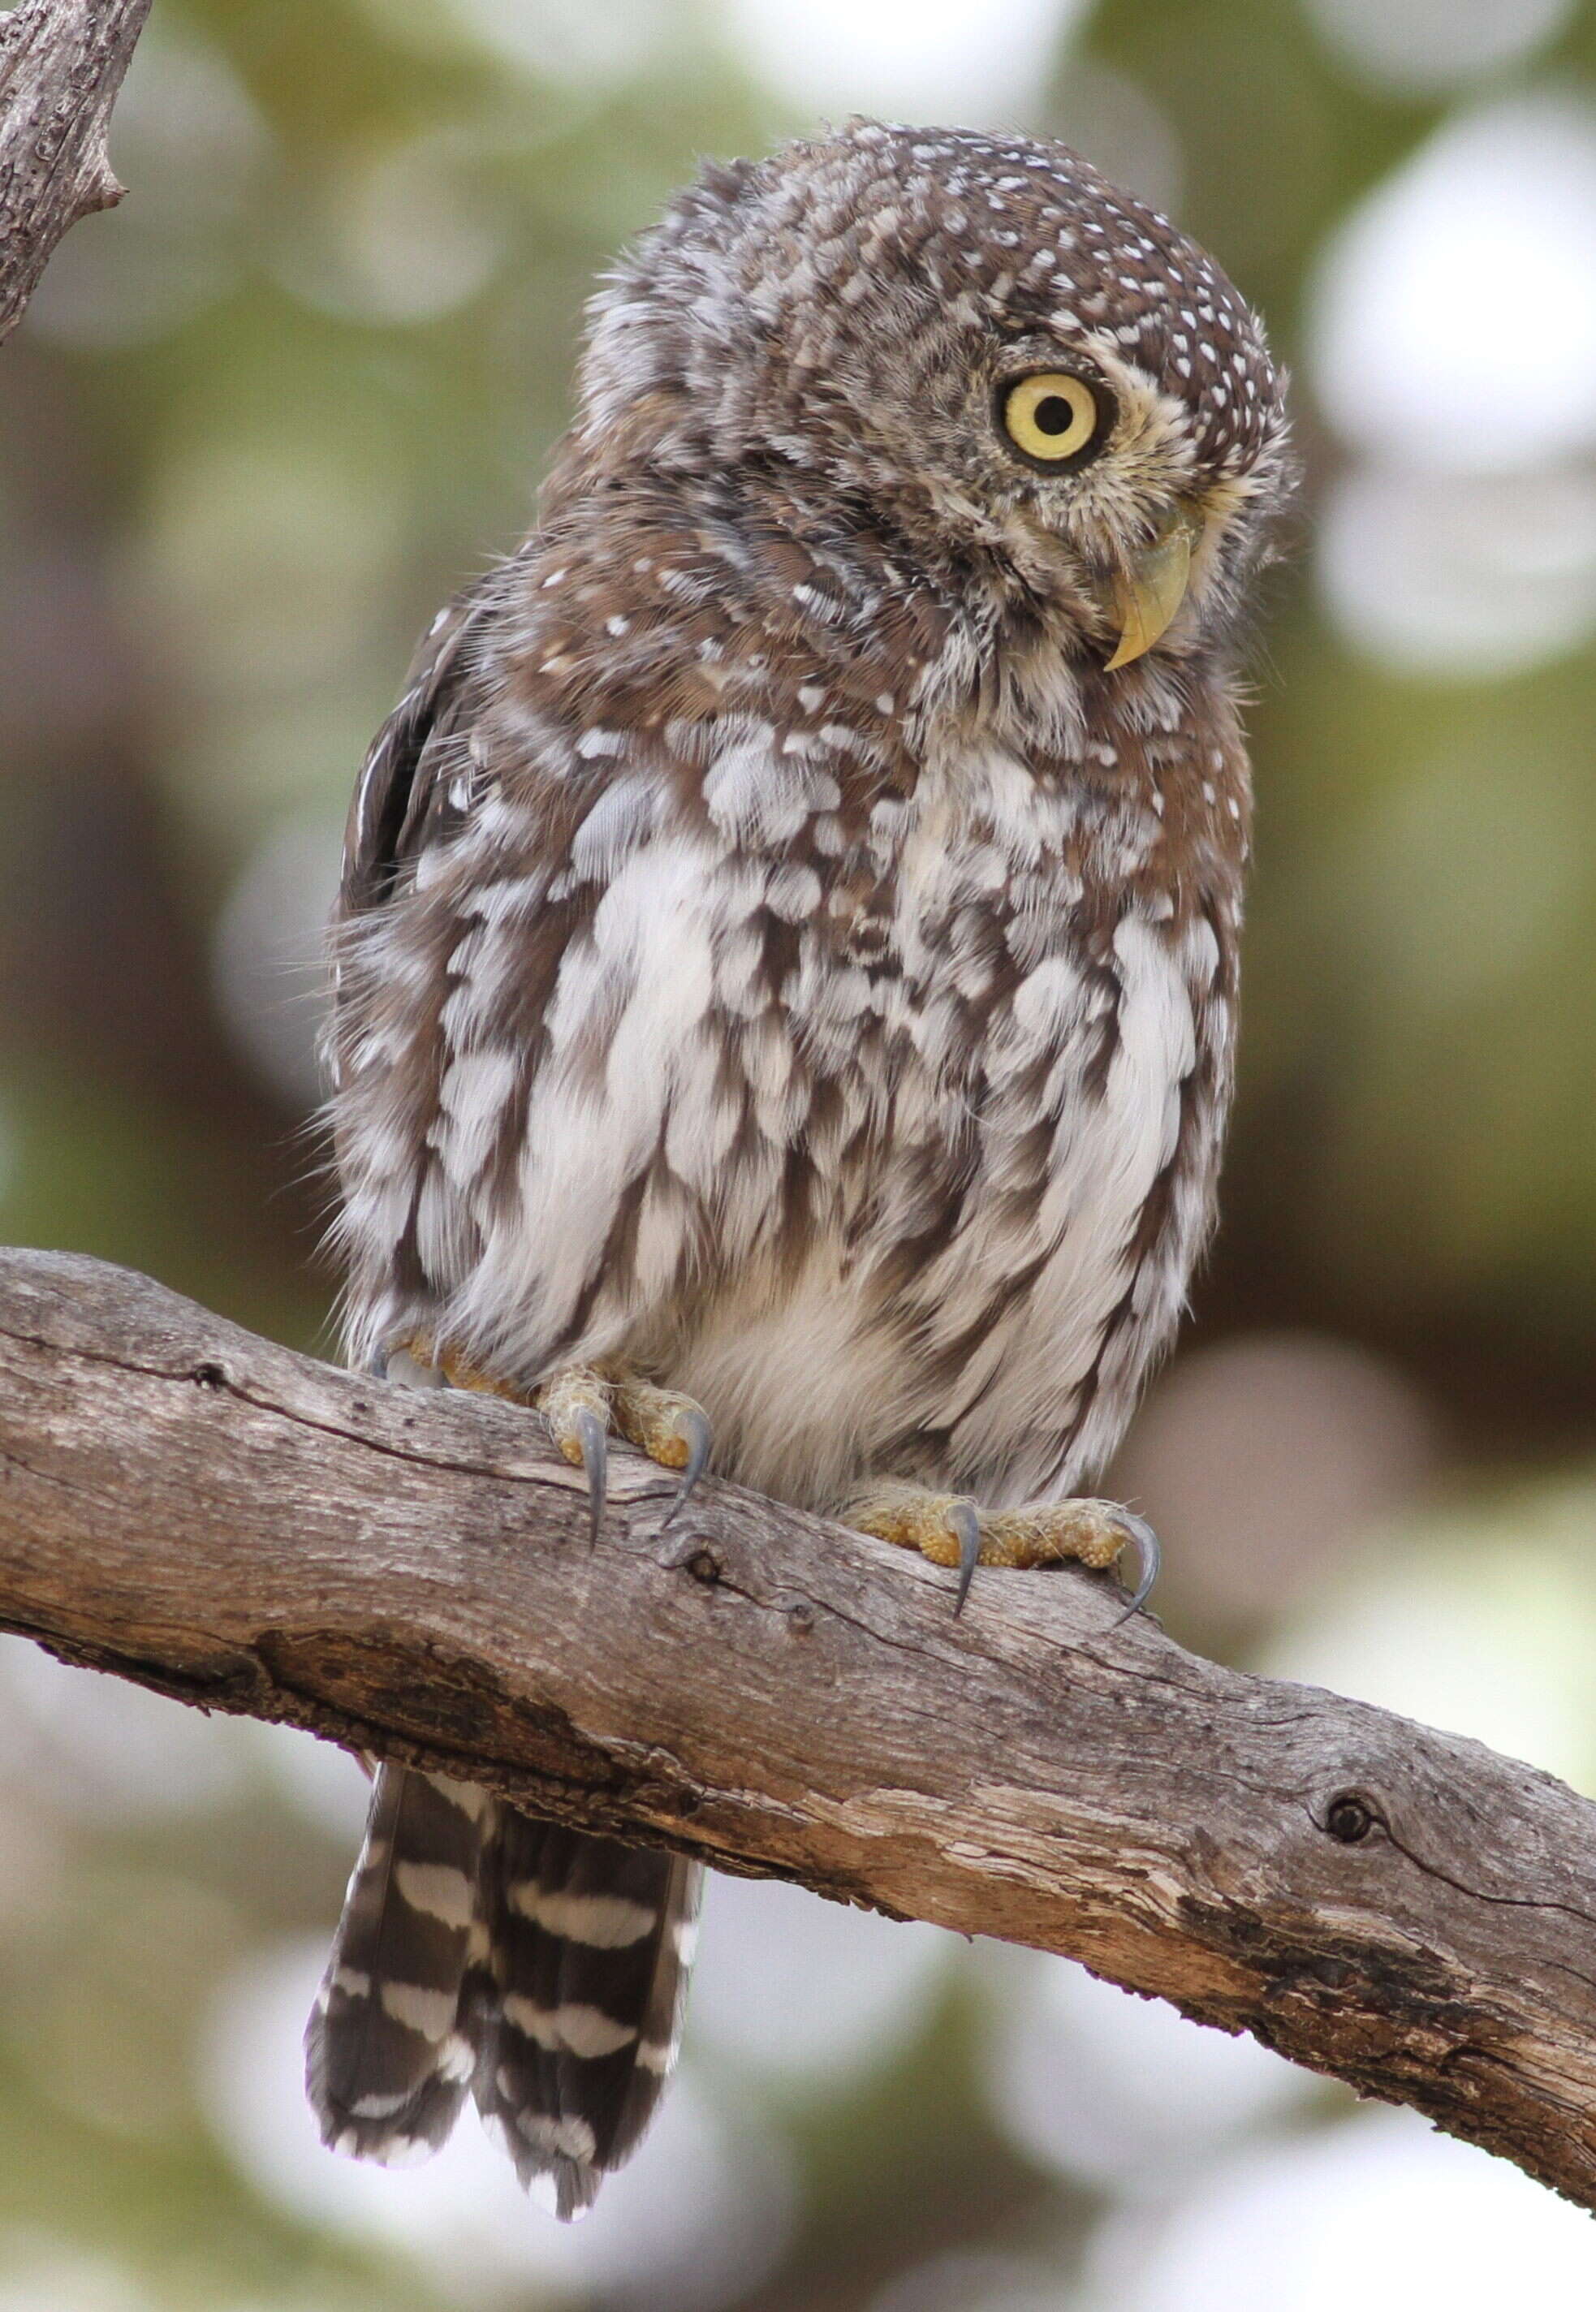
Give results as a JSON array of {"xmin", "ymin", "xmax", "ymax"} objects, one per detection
[
  {"xmin": 473, "ymin": 1817, "xmax": 704, "ymax": 2219},
  {"xmin": 610, "ymin": 1848, "xmax": 701, "ymax": 2165},
  {"xmin": 305, "ymin": 1349, "xmax": 699, "ymax": 2210},
  {"xmin": 304, "ymin": 1764, "xmax": 485, "ymax": 2165},
  {"xmin": 307, "ymin": 1778, "xmax": 701, "ymax": 2212}
]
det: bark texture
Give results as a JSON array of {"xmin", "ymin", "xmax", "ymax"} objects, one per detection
[
  {"xmin": 0, "ymin": 1246, "xmax": 1593, "ymax": 2205},
  {"xmin": 0, "ymin": 0, "xmax": 151, "ymax": 346}
]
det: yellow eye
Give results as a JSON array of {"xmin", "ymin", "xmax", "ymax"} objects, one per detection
[{"xmin": 999, "ymin": 370, "xmax": 1106, "ymax": 467}]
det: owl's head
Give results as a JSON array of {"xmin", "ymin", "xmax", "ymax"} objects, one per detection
[{"xmin": 575, "ymin": 120, "xmax": 1291, "ymax": 673}]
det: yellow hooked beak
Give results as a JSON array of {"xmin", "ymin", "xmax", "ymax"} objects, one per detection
[{"xmin": 1102, "ymin": 500, "xmax": 1206, "ymax": 671}]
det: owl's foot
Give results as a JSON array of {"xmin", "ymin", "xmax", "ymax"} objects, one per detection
[
  {"xmin": 537, "ymin": 1369, "xmax": 712, "ymax": 1540},
  {"xmin": 842, "ymin": 1479, "xmax": 1159, "ymax": 1621},
  {"xmin": 537, "ymin": 1365, "xmax": 613, "ymax": 1545},
  {"xmin": 395, "ymin": 1339, "xmax": 712, "ymax": 1544},
  {"xmin": 534, "ymin": 1369, "xmax": 707, "ymax": 1535},
  {"xmin": 610, "ymin": 1376, "xmax": 714, "ymax": 1525}
]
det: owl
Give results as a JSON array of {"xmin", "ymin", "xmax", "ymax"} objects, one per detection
[{"xmin": 305, "ymin": 119, "xmax": 1290, "ymax": 2218}]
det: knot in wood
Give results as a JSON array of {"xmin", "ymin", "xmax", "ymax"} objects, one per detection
[{"xmin": 1322, "ymin": 1790, "xmax": 1378, "ymax": 1845}]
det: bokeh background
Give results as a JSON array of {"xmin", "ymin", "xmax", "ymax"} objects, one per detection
[{"xmin": 3, "ymin": 0, "xmax": 1596, "ymax": 2303}]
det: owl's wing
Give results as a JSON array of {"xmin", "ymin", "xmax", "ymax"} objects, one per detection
[
  {"xmin": 440, "ymin": 735, "xmax": 794, "ymax": 1382},
  {"xmin": 339, "ymin": 593, "xmax": 485, "ymax": 919},
  {"xmin": 321, "ymin": 600, "xmax": 726, "ymax": 2215},
  {"xmin": 330, "ymin": 619, "xmax": 816, "ymax": 1397}
]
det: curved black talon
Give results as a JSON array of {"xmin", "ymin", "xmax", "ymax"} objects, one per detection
[
  {"xmin": 658, "ymin": 1408, "xmax": 714, "ymax": 1533},
  {"xmin": 950, "ymin": 1499, "xmax": 983, "ymax": 1616},
  {"xmin": 1105, "ymin": 1509, "xmax": 1161, "ymax": 1630},
  {"xmin": 573, "ymin": 1408, "xmax": 608, "ymax": 1546}
]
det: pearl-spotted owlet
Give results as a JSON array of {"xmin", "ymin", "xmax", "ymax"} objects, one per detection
[{"xmin": 305, "ymin": 118, "xmax": 1290, "ymax": 2218}]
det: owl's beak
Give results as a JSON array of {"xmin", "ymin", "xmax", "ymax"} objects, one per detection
[{"xmin": 1102, "ymin": 500, "xmax": 1206, "ymax": 671}]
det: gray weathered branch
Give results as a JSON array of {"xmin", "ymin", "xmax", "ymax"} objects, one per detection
[
  {"xmin": 0, "ymin": 0, "xmax": 152, "ymax": 347},
  {"xmin": 1, "ymin": 1248, "xmax": 1594, "ymax": 2206}
]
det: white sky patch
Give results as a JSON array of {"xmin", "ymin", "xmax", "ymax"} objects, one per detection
[
  {"xmin": 1257, "ymin": 1485, "xmax": 1596, "ymax": 1793},
  {"xmin": 0, "ymin": 1634, "xmax": 248, "ymax": 1823},
  {"xmin": 1317, "ymin": 462, "xmax": 1596, "ymax": 679},
  {"xmin": 1310, "ymin": 94, "xmax": 1596, "ymax": 474},
  {"xmin": 201, "ymin": 1939, "xmax": 796, "ymax": 2312},
  {"xmin": 692, "ymin": 1873, "xmax": 950, "ymax": 2083},
  {"xmin": 720, "ymin": 0, "xmax": 1090, "ymax": 128},
  {"xmin": 1302, "ymin": 0, "xmax": 1574, "ymax": 96},
  {"xmin": 443, "ymin": 0, "xmax": 669, "ymax": 84},
  {"xmin": 239, "ymin": 1720, "xmax": 373, "ymax": 1840},
  {"xmin": 1082, "ymin": 2107, "xmax": 1596, "ymax": 2310},
  {"xmin": 980, "ymin": 1943, "xmax": 1313, "ymax": 2197},
  {"xmin": 330, "ymin": 132, "xmax": 505, "ymax": 324}
]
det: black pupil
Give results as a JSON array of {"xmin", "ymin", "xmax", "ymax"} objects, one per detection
[{"xmin": 1033, "ymin": 392, "xmax": 1076, "ymax": 438}]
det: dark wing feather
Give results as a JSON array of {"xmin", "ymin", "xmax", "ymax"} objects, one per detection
[{"xmin": 339, "ymin": 593, "xmax": 482, "ymax": 920}]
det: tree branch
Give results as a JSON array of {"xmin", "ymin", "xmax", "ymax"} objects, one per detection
[
  {"xmin": 0, "ymin": 1249, "xmax": 1593, "ymax": 2206},
  {"xmin": 0, "ymin": 0, "xmax": 152, "ymax": 347}
]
